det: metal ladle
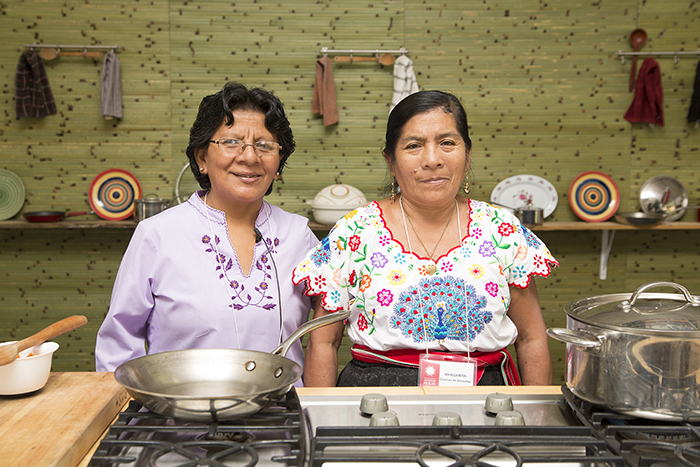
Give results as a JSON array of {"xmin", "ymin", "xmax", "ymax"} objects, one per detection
[{"xmin": 629, "ymin": 28, "xmax": 648, "ymax": 92}]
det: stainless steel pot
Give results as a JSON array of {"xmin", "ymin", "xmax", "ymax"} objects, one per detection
[
  {"xmin": 515, "ymin": 208, "xmax": 543, "ymax": 226},
  {"xmin": 547, "ymin": 282, "xmax": 700, "ymax": 421},
  {"xmin": 114, "ymin": 310, "xmax": 350, "ymax": 421},
  {"xmin": 133, "ymin": 194, "xmax": 170, "ymax": 221}
]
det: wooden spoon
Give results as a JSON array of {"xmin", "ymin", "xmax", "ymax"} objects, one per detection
[
  {"xmin": 0, "ymin": 315, "xmax": 88, "ymax": 366},
  {"xmin": 629, "ymin": 28, "xmax": 648, "ymax": 92},
  {"xmin": 378, "ymin": 53, "xmax": 395, "ymax": 66},
  {"xmin": 39, "ymin": 47, "xmax": 59, "ymax": 61}
]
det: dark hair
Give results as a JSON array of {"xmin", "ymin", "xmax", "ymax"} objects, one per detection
[
  {"xmin": 383, "ymin": 90, "xmax": 472, "ymax": 167},
  {"xmin": 185, "ymin": 82, "xmax": 295, "ymax": 196}
]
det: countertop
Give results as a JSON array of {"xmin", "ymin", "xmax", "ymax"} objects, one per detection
[{"xmin": 0, "ymin": 372, "xmax": 562, "ymax": 467}]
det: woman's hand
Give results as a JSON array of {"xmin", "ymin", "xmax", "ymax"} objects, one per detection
[
  {"xmin": 508, "ymin": 279, "xmax": 553, "ymax": 385},
  {"xmin": 303, "ymin": 300, "xmax": 346, "ymax": 387}
]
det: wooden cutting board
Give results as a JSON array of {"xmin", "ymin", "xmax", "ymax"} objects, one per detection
[{"xmin": 0, "ymin": 372, "xmax": 129, "ymax": 467}]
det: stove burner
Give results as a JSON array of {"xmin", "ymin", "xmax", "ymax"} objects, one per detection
[
  {"xmin": 88, "ymin": 389, "xmax": 305, "ymax": 467},
  {"xmin": 416, "ymin": 441, "xmax": 521, "ymax": 467},
  {"xmin": 562, "ymin": 385, "xmax": 700, "ymax": 467}
]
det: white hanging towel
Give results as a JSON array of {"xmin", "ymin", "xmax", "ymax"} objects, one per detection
[
  {"xmin": 101, "ymin": 50, "xmax": 122, "ymax": 119},
  {"xmin": 390, "ymin": 55, "xmax": 419, "ymax": 113}
]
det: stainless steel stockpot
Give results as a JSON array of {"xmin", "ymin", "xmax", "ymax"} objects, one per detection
[{"xmin": 547, "ymin": 282, "xmax": 700, "ymax": 421}]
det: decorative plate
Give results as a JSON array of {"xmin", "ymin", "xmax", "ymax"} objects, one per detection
[
  {"xmin": 568, "ymin": 171, "xmax": 620, "ymax": 222},
  {"xmin": 0, "ymin": 169, "xmax": 26, "ymax": 221},
  {"xmin": 490, "ymin": 174, "xmax": 558, "ymax": 218},
  {"xmin": 89, "ymin": 169, "xmax": 142, "ymax": 220}
]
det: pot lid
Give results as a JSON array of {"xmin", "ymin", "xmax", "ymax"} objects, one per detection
[
  {"xmin": 311, "ymin": 184, "xmax": 367, "ymax": 209},
  {"xmin": 564, "ymin": 282, "xmax": 700, "ymax": 334}
]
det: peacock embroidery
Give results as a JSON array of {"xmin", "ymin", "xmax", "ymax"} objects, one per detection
[{"xmin": 390, "ymin": 275, "xmax": 492, "ymax": 343}]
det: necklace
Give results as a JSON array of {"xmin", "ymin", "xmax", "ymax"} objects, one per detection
[{"xmin": 399, "ymin": 196, "xmax": 456, "ymax": 275}]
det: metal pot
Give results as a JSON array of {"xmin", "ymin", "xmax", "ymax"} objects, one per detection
[
  {"xmin": 114, "ymin": 310, "xmax": 350, "ymax": 421},
  {"xmin": 514, "ymin": 207, "xmax": 543, "ymax": 226},
  {"xmin": 547, "ymin": 282, "xmax": 700, "ymax": 421},
  {"xmin": 133, "ymin": 194, "xmax": 170, "ymax": 221}
]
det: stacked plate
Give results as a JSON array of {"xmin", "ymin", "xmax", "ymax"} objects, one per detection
[{"xmin": 0, "ymin": 169, "xmax": 25, "ymax": 221}]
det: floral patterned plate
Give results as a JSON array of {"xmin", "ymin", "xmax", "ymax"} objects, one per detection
[{"xmin": 490, "ymin": 174, "xmax": 558, "ymax": 218}]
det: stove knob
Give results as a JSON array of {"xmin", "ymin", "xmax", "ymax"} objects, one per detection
[
  {"xmin": 494, "ymin": 410, "xmax": 525, "ymax": 426},
  {"xmin": 360, "ymin": 393, "xmax": 389, "ymax": 415},
  {"xmin": 369, "ymin": 411, "xmax": 400, "ymax": 426},
  {"xmin": 484, "ymin": 392, "xmax": 514, "ymax": 414},
  {"xmin": 432, "ymin": 411, "xmax": 463, "ymax": 426}
]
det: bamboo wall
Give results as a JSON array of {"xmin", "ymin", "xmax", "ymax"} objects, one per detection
[{"xmin": 1, "ymin": 0, "xmax": 699, "ymax": 383}]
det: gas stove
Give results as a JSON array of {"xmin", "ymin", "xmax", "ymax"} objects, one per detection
[{"xmin": 87, "ymin": 386, "xmax": 700, "ymax": 467}]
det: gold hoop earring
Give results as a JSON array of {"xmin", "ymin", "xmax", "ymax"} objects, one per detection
[{"xmin": 390, "ymin": 180, "xmax": 397, "ymax": 203}]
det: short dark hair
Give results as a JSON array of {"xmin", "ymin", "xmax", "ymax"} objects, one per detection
[
  {"xmin": 185, "ymin": 82, "xmax": 295, "ymax": 196},
  {"xmin": 383, "ymin": 90, "xmax": 472, "ymax": 168}
]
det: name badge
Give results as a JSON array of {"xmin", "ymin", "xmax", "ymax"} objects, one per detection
[{"xmin": 419, "ymin": 353, "xmax": 477, "ymax": 387}]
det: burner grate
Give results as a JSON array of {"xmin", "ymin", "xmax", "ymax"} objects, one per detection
[
  {"xmin": 309, "ymin": 425, "xmax": 626, "ymax": 466},
  {"xmin": 88, "ymin": 389, "xmax": 305, "ymax": 467},
  {"xmin": 562, "ymin": 386, "xmax": 700, "ymax": 467}
]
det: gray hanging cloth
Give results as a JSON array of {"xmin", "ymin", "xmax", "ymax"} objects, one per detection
[
  {"xmin": 101, "ymin": 50, "xmax": 122, "ymax": 119},
  {"xmin": 15, "ymin": 49, "xmax": 57, "ymax": 118},
  {"xmin": 687, "ymin": 60, "xmax": 700, "ymax": 123}
]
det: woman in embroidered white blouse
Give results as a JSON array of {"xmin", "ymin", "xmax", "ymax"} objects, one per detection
[{"xmin": 293, "ymin": 90, "xmax": 558, "ymax": 387}]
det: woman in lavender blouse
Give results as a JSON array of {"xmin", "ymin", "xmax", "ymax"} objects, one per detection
[{"xmin": 95, "ymin": 83, "xmax": 317, "ymax": 375}]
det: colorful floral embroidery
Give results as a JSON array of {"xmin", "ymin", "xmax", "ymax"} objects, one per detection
[
  {"xmin": 377, "ymin": 288, "xmax": 394, "ymax": 306},
  {"xmin": 388, "ymin": 270, "xmax": 406, "ymax": 285}
]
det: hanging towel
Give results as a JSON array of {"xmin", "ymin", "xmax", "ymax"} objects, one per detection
[
  {"xmin": 101, "ymin": 50, "xmax": 122, "ymax": 119},
  {"xmin": 312, "ymin": 55, "xmax": 338, "ymax": 126},
  {"xmin": 624, "ymin": 57, "xmax": 664, "ymax": 126},
  {"xmin": 14, "ymin": 50, "xmax": 57, "ymax": 118},
  {"xmin": 390, "ymin": 55, "xmax": 420, "ymax": 113},
  {"xmin": 687, "ymin": 60, "xmax": 700, "ymax": 124}
]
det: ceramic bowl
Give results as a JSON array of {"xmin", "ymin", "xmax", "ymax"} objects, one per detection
[
  {"xmin": 309, "ymin": 184, "xmax": 367, "ymax": 225},
  {"xmin": 0, "ymin": 341, "xmax": 59, "ymax": 395}
]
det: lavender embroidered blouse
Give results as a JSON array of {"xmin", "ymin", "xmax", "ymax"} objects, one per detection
[
  {"xmin": 292, "ymin": 200, "xmax": 558, "ymax": 353},
  {"xmin": 95, "ymin": 191, "xmax": 317, "ymax": 372}
]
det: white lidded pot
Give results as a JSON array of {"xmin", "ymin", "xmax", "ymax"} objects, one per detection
[{"xmin": 308, "ymin": 184, "xmax": 367, "ymax": 225}]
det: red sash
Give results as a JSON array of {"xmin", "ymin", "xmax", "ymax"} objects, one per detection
[{"xmin": 350, "ymin": 344, "xmax": 522, "ymax": 386}]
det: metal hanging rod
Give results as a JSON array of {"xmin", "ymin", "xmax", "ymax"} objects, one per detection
[
  {"xmin": 23, "ymin": 43, "xmax": 119, "ymax": 51},
  {"xmin": 319, "ymin": 47, "xmax": 409, "ymax": 55},
  {"xmin": 616, "ymin": 50, "xmax": 700, "ymax": 65}
]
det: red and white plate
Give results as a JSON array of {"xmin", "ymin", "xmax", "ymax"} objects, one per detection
[{"xmin": 490, "ymin": 174, "xmax": 558, "ymax": 217}]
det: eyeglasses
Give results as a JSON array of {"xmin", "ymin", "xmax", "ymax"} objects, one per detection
[{"xmin": 209, "ymin": 139, "xmax": 282, "ymax": 157}]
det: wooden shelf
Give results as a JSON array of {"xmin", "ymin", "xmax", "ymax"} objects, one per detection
[
  {"xmin": 529, "ymin": 221, "xmax": 700, "ymax": 231},
  {"xmin": 0, "ymin": 219, "xmax": 137, "ymax": 229}
]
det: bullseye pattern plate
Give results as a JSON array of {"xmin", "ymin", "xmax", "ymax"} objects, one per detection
[
  {"xmin": 89, "ymin": 169, "xmax": 142, "ymax": 220},
  {"xmin": 568, "ymin": 171, "xmax": 620, "ymax": 222}
]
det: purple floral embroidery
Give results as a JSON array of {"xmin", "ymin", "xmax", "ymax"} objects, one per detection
[
  {"xmin": 202, "ymin": 231, "xmax": 276, "ymax": 311},
  {"xmin": 479, "ymin": 240, "xmax": 496, "ymax": 257},
  {"xmin": 485, "ymin": 282, "xmax": 499, "ymax": 297},
  {"xmin": 370, "ymin": 252, "xmax": 388, "ymax": 268},
  {"xmin": 377, "ymin": 288, "xmax": 393, "ymax": 306}
]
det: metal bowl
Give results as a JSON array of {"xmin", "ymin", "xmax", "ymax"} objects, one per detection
[
  {"xmin": 614, "ymin": 212, "xmax": 666, "ymax": 227},
  {"xmin": 639, "ymin": 175, "xmax": 688, "ymax": 221}
]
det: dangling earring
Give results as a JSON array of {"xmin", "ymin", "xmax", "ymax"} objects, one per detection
[
  {"xmin": 464, "ymin": 174, "xmax": 470, "ymax": 195},
  {"xmin": 390, "ymin": 179, "xmax": 397, "ymax": 203}
]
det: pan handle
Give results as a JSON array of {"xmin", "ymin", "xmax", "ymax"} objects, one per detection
[
  {"xmin": 546, "ymin": 328, "xmax": 602, "ymax": 350},
  {"xmin": 272, "ymin": 309, "xmax": 351, "ymax": 357}
]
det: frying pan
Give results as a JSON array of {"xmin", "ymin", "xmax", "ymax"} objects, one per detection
[
  {"xmin": 23, "ymin": 211, "xmax": 91, "ymax": 223},
  {"xmin": 114, "ymin": 309, "xmax": 350, "ymax": 421}
]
